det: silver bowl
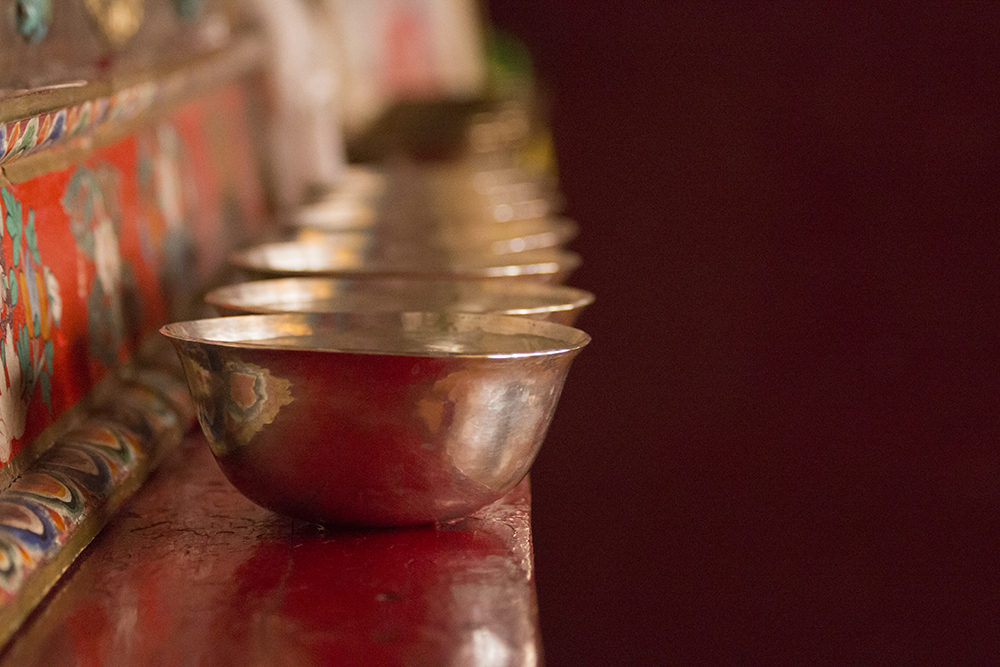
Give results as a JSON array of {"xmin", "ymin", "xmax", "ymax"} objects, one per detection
[
  {"xmin": 291, "ymin": 166, "xmax": 387, "ymax": 232},
  {"xmin": 160, "ymin": 312, "xmax": 590, "ymax": 526},
  {"xmin": 391, "ymin": 162, "xmax": 556, "ymax": 225},
  {"xmin": 292, "ymin": 161, "xmax": 557, "ymax": 232},
  {"xmin": 205, "ymin": 277, "xmax": 595, "ymax": 326},
  {"xmin": 293, "ymin": 215, "xmax": 578, "ymax": 256},
  {"xmin": 231, "ymin": 241, "xmax": 581, "ymax": 284}
]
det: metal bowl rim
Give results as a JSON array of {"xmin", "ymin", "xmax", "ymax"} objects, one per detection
[
  {"xmin": 286, "ymin": 216, "xmax": 578, "ymax": 252},
  {"xmin": 230, "ymin": 243, "xmax": 582, "ymax": 278},
  {"xmin": 204, "ymin": 277, "xmax": 595, "ymax": 317},
  {"xmin": 160, "ymin": 312, "xmax": 591, "ymax": 360}
]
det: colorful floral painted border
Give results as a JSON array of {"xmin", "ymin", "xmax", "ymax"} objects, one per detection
[
  {"xmin": 0, "ymin": 83, "xmax": 158, "ymax": 166},
  {"xmin": 0, "ymin": 82, "xmax": 267, "ymax": 487},
  {"xmin": 0, "ymin": 36, "xmax": 263, "ymax": 170},
  {"xmin": 0, "ymin": 55, "xmax": 269, "ymax": 644}
]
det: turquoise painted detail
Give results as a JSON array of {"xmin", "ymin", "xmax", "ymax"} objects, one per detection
[
  {"xmin": 15, "ymin": 0, "xmax": 51, "ymax": 43},
  {"xmin": 173, "ymin": 0, "xmax": 202, "ymax": 20}
]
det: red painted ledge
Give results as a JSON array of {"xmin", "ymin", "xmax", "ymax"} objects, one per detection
[{"xmin": 0, "ymin": 434, "xmax": 542, "ymax": 667}]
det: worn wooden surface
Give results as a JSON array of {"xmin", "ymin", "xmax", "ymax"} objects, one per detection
[{"xmin": 0, "ymin": 435, "xmax": 540, "ymax": 667}]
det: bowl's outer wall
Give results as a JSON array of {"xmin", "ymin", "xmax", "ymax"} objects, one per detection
[{"xmin": 170, "ymin": 338, "xmax": 581, "ymax": 526}]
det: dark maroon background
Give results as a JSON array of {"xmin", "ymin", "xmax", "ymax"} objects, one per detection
[{"xmin": 488, "ymin": 3, "xmax": 1000, "ymax": 664}]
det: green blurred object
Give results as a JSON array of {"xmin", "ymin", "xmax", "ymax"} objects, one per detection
[
  {"xmin": 173, "ymin": 0, "xmax": 203, "ymax": 20},
  {"xmin": 486, "ymin": 28, "xmax": 535, "ymax": 95},
  {"xmin": 346, "ymin": 98, "xmax": 495, "ymax": 163}
]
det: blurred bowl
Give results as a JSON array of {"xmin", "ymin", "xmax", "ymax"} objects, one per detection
[
  {"xmin": 420, "ymin": 164, "xmax": 555, "ymax": 223},
  {"xmin": 380, "ymin": 161, "xmax": 557, "ymax": 226},
  {"xmin": 231, "ymin": 241, "xmax": 581, "ymax": 284},
  {"xmin": 293, "ymin": 216, "xmax": 578, "ymax": 256},
  {"xmin": 292, "ymin": 166, "xmax": 387, "ymax": 232},
  {"xmin": 160, "ymin": 312, "xmax": 590, "ymax": 526},
  {"xmin": 345, "ymin": 97, "xmax": 531, "ymax": 162},
  {"xmin": 291, "ymin": 161, "xmax": 557, "ymax": 233},
  {"xmin": 291, "ymin": 194, "xmax": 377, "ymax": 233},
  {"xmin": 205, "ymin": 277, "xmax": 595, "ymax": 326}
]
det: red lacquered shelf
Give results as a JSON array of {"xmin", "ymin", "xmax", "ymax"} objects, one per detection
[{"xmin": 0, "ymin": 435, "xmax": 541, "ymax": 666}]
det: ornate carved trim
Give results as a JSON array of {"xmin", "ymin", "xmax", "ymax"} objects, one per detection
[{"xmin": 0, "ymin": 338, "xmax": 195, "ymax": 650}]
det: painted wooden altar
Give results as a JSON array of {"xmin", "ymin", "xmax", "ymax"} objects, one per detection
[{"xmin": 0, "ymin": 1, "xmax": 543, "ymax": 663}]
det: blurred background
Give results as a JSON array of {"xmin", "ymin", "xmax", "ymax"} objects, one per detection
[{"xmin": 487, "ymin": 3, "xmax": 1000, "ymax": 664}]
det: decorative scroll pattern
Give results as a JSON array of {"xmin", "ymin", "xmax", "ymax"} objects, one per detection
[
  {"xmin": 0, "ymin": 347, "xmax": 194, "ymax": 632},
  {"xmin": 0, "ymin": 421, "xmax": 144, "ymax": 599}
]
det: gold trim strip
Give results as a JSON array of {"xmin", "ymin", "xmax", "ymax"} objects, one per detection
[
  {"xmin": 0, "ymin": 82, "xmax": 114, "ymax": 127},
  {"xmin": 0, "ymin": 33, "xmax": 264, "ymax": 182},
  {"xmin": 0, "ymin": 31, "xmax": 264, "ymax": 125}
]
